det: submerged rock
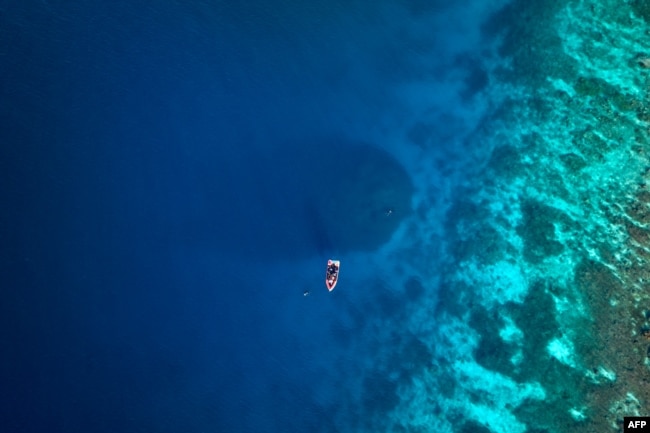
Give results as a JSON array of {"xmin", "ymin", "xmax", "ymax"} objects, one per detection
[
  {"xmin": 637, "ymin": 56, "xmax": 650, "ymax": 69},
  {"xmin": 305, "ymin": 141, "xmax": 413, "ymax": 254},
  {"xmin": 189, "ymin": 138, "xmax": 413, "ymax": 259}
]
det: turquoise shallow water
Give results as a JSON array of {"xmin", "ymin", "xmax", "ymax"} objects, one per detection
[
  {"xmin": 405, "ymin": 1, "xmax": 650, "ymax": 432},
  {"xmin": 3, "ymin": 1, "xmax": 650, "ymax": 432}
]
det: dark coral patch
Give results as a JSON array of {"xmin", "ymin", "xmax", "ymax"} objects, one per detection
[
  {"xmin": 631, "ymin": 0, "xmax": 650, "ymax": 22},
  {"xmin": 505, "ymin": 281, "xmax": 560, "ymax": 379},
  {"xmin": 487, "ymin": 144, "xmax": 523, "ymax": 176},
  {"xmin": 450, "ymin": 223, "xmax": 506, "ymax": 265},
  {"xmin": 457, "ymin": 420, "xmax": 492, "ymax": 433},
  {"xmin": 470, "ymin": 307, "xmax": 517, "ymax": 376},
  {"xmin": 517, "ymin": 200, "xmax": 565, "ymax": 263},
  {"xmin": 463, "ymin": 66, "xmax": 489, "ymax": 100},
  {"xmin": 560, "ymin": 153, "xmax": 587, "ymax": 173}
]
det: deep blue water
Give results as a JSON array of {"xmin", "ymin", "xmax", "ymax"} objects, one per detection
[{"xmin": 1, "ymin": 1, "xmax": 506, "ymax": 432}]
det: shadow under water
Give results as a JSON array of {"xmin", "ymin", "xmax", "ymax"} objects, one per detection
[{"xmin": 186, "ymin": 138, "xmax": 414, "ymax": 260}]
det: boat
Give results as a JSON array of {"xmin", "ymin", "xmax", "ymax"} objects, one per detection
[{"xmin": 325, "ymin": 259, "xmax": 340, "ymax": 291}]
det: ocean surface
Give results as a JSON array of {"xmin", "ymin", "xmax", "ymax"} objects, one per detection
[{"xmin": 3, "ymin": 1, "xmax": 650, "ymax": 432}]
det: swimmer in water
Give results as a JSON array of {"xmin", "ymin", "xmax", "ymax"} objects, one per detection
[{"xmin": 303, "ymin": 290, "xmax": 310, "ymax": 297}]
